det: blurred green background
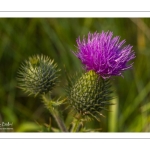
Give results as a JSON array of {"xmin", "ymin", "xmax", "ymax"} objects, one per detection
[{"xmin": 0, "ymin": 18, "xmax": 150, "ymax": 132}]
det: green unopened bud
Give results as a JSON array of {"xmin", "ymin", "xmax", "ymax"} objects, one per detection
[
  {"xmin": 17, "ymin": 55, "xmax": 60, "ymax": 96},
  {"xmin": 67, "ymin": 70, "xmax": 112, "ymax": 120}
]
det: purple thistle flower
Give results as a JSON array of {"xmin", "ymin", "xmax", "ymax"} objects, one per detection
[{"xmin": 74, "ymin": 31, "xmax": 135, "ymax": 79}]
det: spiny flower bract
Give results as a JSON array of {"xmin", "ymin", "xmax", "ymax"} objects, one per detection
[
  {"xmin": 66, "ymin": 70, "xmax": 112, "ymax": 120},
  {"xmin": 74, "ymin": 31, "xmax": 135, "ymax": 79},
  {"xmin": 17, "ymin": 55, "xmax": 60, "ymax": 96}
]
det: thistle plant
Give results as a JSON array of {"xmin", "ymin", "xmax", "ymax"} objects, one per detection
[
  {"xmin": 17, "ymin": 31, "xmax": 135, "ymax": 132},
  {"xmin": 17, "ymin": 55, "xmax": 67, "ymax": 132},
  {"xmin": 67, "ymin": 31, "xmax": 135, "ymax": 124}
]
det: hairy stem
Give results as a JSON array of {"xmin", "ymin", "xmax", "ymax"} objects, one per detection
[{"xmin": 42, "ymin": 94, "xmax": 67, "ymax": 132}]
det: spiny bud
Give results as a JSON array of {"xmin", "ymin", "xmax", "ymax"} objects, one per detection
[
  {"xmin": 17, "ymin": 55, "xmax": 60, "ymax": 96},
  {"xmin": 67, "ymin": 70, "xmax": 112, "ymax": 120}
]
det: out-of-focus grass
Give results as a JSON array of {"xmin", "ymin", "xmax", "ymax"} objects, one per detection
[{"xmin": 0, "ymin": 18, "xmax": 150, "ymax": 132}]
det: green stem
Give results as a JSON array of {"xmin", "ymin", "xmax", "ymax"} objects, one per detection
[
  {"xmin": 42, "ymin": 94, "xmax": 67, "ymax": 132},
  {"xmin": 72, "ymin": 113, "xmax": 83, "ymax": 132}
]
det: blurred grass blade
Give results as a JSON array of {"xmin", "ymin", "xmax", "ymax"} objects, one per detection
[
  {"xmin": 120, "ymin": 81, "xmax": 150, "ymax": 128},
  {"xmin": 16, "ymin": 122, "xmax": 40, "ymax": 132}
]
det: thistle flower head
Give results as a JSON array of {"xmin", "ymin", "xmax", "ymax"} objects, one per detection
[
  {"xmin": 67, "ymin": 71, "xmax": 112, "ymax": 120},
  {"xmin": 74, "ymin": 31, "xmax": 135, "ymax": 79},
  {"xmin": 17, "ymin": 55, "xmax": 60, "ymax": 96}
]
